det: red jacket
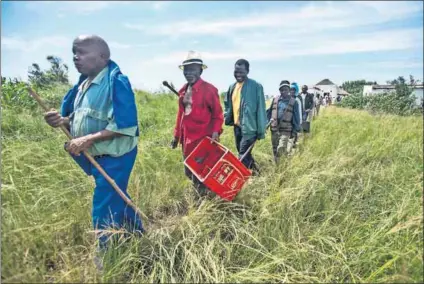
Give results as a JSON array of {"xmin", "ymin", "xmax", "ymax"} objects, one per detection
[{"xmin": 174, "ymin": 78, "xmax": 224, "ymax": 155}]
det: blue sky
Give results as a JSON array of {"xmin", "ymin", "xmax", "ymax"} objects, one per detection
[{"xmin": 2, "ymin": 1, "xmax": 423, "ymax": 95}]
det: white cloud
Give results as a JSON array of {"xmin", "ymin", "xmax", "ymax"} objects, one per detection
[
  {"xmin": 1, "ymin": 36, "xmax": 70, "ymax": 52},
  {"xmin": 124, "ymin": 1, "xmax": 423, "ymax": 37},
  {"xmin": 328, "ymin": 60, "xmax": 424, "ymax": 69},
  {"xmin": 1, "ymin": 35, "xmax": 167, "ymax": 54},
  {"xmin": 123, "ymin": 23, "xmax": 146, "ymax": 32},
  {"xmin": 27, "ymin": 1, "xmax": 170, "ymax": 17},
  {"xmin": 62, "ymin": 2, "xmax": 112, "ymax": 15},
  {"xmin": 26, "ymin": 1, "xmax": 112, "ymax": 16},
  {"xmin": 108, "ymin": 42, "xmax": 133, "ymax": 50},
  {"xmin": 284, "ymin": 28, "xmax": 423, "ymax": 57},
  {"xmin": 350, "ymin": 0, "xmax": 423, "ymax": 19},
  {"xmin": 145, "ymin": 51, "xmax": 244, "ymax": 65},
  {"xmin": 5, "ymin": 1, "xmax": 422, "ymax": 93},
  {"xmin": 108, "ymin": 41, "xmax": 169, "ymax": 50},
  {"xmin": 150, "ymin": 1, "xmax": 170, "ymax": 11},
  {"xmin": 144, "ymin": 27, "xmax": 423, "ymax": 65}
]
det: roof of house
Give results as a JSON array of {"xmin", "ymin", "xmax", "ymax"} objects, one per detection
[
  {"xmin": 372, "ymin": 85, "xmax": 396, "ymax": 90},
  {"xmin": 316, "ymin": 79, "xmax": 336, "ymax": 86},
  {"xmin": 338, "ymin": 88, "xmax": 351, "ymax": 96},
  {"xmin": 307, "ymin": 85, "xmax": 322, "ymax": 91},
  {"xmin": 371, "ymin": 84, "xmax": 424, "ymax": 90}
]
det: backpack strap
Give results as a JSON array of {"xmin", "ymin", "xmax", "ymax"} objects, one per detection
[{"xmin": 270, "ymin": 97, "xmax": 279, "ymax": 131}]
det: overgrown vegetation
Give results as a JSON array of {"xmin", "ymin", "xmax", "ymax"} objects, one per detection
[
  {"xmin": 1, "ymin": 55, "xmax": 71, "ymax": 113},
  {"xmin": 1, "ymin": 77, "xmax": 68, "ymax": 112},
  {"xmin": 341, "ymin": 79, "xmax": 377, "ymax": 95},
  {"xmin": 28, "ymin": 55, "xmax": 70, "ymax": 88},
  {"xmin": 339, "ymin": 76, "xmax": 422, "ymax": 116},
  {"xmin": 1, "ymin": 79, "xmax": 423, "ymax": 282}
]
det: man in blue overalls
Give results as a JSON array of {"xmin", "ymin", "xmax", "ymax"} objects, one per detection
[{"xmin": 43, "ymin": 35, "xmax": 143, "ymax": 269}]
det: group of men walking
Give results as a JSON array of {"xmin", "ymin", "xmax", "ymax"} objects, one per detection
[
  {"xmin": 266, "ymin": 82, "xmax": 322, "ymax": 163},
  {"xmin": 42, "ymin": 35, "xmax": 323, "ymax": 267}
]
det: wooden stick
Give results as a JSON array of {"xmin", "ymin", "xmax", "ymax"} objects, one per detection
[{"xmin": 28, "ymin": 87, "xmax": 148, "ymax": 222}]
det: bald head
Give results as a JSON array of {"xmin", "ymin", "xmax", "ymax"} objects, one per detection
[
  {"xmin": 72, "ymin": 34, "xmax": 110, "ymax": 78},
  {"xmin": 73, "ymin": 35, "xmax": 110, "ymax": 59}
]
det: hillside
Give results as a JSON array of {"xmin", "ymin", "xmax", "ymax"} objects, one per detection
[{"xmin": 1, "ymin": 90, "xmax": 423, "ymax": 283}]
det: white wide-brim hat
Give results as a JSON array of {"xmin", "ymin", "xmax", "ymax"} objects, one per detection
[{"xmin": 179, "ymin": 50, "xmax": 208, "ymax": 70}]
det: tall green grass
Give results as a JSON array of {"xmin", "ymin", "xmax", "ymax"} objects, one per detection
[{"xmin": 1, "ymin": 91, "xmax": 423, "ymax": 283}]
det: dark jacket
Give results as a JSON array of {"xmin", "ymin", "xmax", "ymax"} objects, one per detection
[
  {"xmin": 301, "ymin": 92, "xmax": 315, "ymax": 110},
  {"xmin": 224, "ymin": 78, "xmax": 267, "ymax": 140},
  {"xmin": 297, "ymin": 95, "xmax": 304, "ymax": 113}
]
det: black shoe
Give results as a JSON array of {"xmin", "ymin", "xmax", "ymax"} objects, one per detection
[{"xmin": 251, "ymin": 164, "xmax": 261, "ymax": 176}]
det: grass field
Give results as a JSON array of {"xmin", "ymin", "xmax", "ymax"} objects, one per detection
[{"xmin": 1, "ymin": 90, "xmax": 423, "ymax": 283}]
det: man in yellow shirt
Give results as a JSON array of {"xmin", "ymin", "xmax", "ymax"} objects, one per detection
[
  {"xmin": 232, "ymin": 81, "xmax": 244, "ymax": 126},
  {"xmin": 224, "ymin": 59, "xmax": 267, "ymax": 175}
]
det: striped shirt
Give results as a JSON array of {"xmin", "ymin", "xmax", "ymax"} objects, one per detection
[{"xmin": 71, "ymin": 66, "xmax": 138, "ymax": 157}]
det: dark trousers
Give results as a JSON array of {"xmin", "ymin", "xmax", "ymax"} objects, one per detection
[
  {"xmin": 183, "ymin": 155, "xmax": 209, "ymax": 198},
  {"xmin": 234, "ymin": 126, "xmax": 257, "ymax": 170},
  {"xmin": 293, "ymin": 131, "xmax": 299, "ymax": 145}
]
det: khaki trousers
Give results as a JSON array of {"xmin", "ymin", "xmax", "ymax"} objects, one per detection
[{"xmin": 271, "ymin": 131, "xmax": 292, "ymax": 164}]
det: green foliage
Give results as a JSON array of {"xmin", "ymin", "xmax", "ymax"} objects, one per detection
[
  {"xmin": 28, "ymin": 55, "xmax": 69, "ymax": 88},
  {"xmin": 28, "ymin": 63, "xmax": 49, "ymax": 87},
  {"xmin": 1, "ymin": 84, "xmax": 422, "ymax": 282},
  {"xmin": 2, "ymin": 54, "xmax": 71, "ymax": 112},
  {"xmin": 341, "ymin": 79, "xmax": 376, "ymax": 95},
  {"xmin": 339, "ymin": 93, "xmax": 368, "ymax": 109},
  {"xmin": 340, "ymin": 76, "xmax": 421, "ymax": 116},
  {"xmin": 1, "ymin": 77, "xmax": 69, "ymax": 112},
  {"xmin": 45, "ymin": 55, "xmax": 69, "ymax": 85},
  {"xmin": 219, "ymin": 91, "xmax": 226, "ymax": 103},
  {"xmin": 1, "ymin": 78, "xmax": 37, "ymax": 110}
]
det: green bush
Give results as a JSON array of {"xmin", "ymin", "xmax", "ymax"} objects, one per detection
[
  {"xmin": 1, "ymin": 79, "xmax": 37, "ymax": 111},
  {"xmin": 341, "ymin": 92, "xmax": 420, "ymax": 116},
  {"xmin": 1, "ymin": 78, "xmax": 69, "ymax": 112},
  {"xmin": 340, "ymin": 76, "xmax": 421, "ymax": 116},
  {"xmin": 340, "ymin": 93, "xmax": 369, "ymax": 109},
  {"xmin": 28, "ymin": 55, "xmax": 69, "ymax": 89}
]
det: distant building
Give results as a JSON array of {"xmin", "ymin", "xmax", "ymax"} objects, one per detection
[
  {"xmin": 309, "ymin": 79, "xmax": 350, "ymax": 101},
  {"xmin": 306, "ymin": 85, "xmax": 323, "ymax": 96},
  {"xmin": 363, "ymin": 84, "xmax": 424, "ymax": 106}
]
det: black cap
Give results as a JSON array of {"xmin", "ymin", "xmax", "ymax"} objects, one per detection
[{"xmin": 279, "ymin": 80, "xmax": 290, "ymax": 89}]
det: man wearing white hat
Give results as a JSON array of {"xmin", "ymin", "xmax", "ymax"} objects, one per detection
[{"xmin": 171, "ymin": 51, "xmax": 224, "ymax": 198}]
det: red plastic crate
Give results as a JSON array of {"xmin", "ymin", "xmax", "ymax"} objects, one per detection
[{"xmin": 184, "ymin": 137, "xmax": 252, "ymax": 201}]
